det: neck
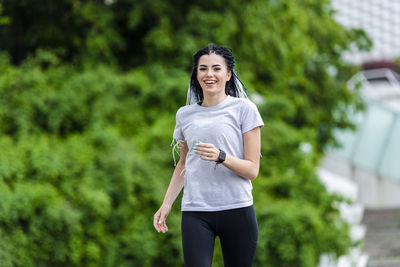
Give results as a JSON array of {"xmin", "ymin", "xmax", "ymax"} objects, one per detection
[{"xmin": 201, "ymin": 92, "xmax": 228, "ymax": 107}]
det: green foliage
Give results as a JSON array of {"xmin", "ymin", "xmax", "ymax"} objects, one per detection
[
  {"xmin": 255, "ymin": 199, "xmax": 350, "ymax": 267},
  {"xmin": 0, "ymin": 3, "xmax": 10, "ymax": 25},
  {"xmin": 0, "ymin": 54, "xmax": 184, "ymax": 266},
  {"xmin": 0, "ymin": 0, "xmax": 371, "ymax": 266}
]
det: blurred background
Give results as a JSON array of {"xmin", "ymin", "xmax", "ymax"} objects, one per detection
[{"xmin": 0, "ymin": 0, "xmax": 398, "ymax": 266}]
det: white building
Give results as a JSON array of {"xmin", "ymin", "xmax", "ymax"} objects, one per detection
[{"xmin": 319, "ymin": 1, "xmax": 400, "ymax": 266}]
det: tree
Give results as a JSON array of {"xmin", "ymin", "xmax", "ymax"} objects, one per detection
[{"xmin": 0, "ymin": 0, "xmax": 370, "ymax": 266}]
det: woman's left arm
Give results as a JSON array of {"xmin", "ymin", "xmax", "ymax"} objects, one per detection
[{"xmin": 195, "ymin": 126, "xmax": 261, "ymax": 180}]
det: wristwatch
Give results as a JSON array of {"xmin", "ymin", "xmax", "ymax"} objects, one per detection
[{"xmin": 216, "ymin": 149, "xmax": 226, "ymax": 164}]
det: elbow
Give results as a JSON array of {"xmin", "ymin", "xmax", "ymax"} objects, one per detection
[
  {"xmin": 247, "ymin": 169, "xmax": 259, "ymax": 181},
  {"xmin": 247, "ymin": 162, "xmax": 260, "ymax": 181}
]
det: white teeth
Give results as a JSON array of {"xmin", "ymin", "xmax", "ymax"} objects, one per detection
[{"xmin": 205, "ymin": 81, "xmax": 216, "ymax": 84}]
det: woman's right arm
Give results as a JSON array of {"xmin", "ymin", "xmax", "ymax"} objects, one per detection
[{"xmin": 153, "ymin": 141, "xmax": 188, "ymax": 233}]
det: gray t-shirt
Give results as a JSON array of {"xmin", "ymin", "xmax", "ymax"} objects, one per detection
[{"xmin": 173, "ymin": 95, "xmax": 264, "ymax": 211}]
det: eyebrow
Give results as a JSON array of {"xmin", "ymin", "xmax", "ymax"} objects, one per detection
[{"xmin": 199, "ymin": 64, "xmax": 222, "ymax": 67}]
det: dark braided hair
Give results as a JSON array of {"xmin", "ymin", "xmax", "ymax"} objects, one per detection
[{"xmin": 189, "ymin": 44, "xmax": 247, "ymax": 104}]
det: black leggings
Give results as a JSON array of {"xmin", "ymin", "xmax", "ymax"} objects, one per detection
[{"xmin": 181, "ymin": 205, "xmax": 258, "ymax": 267}]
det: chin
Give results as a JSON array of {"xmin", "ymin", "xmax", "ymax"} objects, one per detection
[{"xmin": 202, "ymin": 86, "xmax": 223, "ymax": 93}]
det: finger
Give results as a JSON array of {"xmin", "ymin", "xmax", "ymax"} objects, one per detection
[
  {"xmin": 161, "ymin": 222, "xmax": 168, "ymax": 233},
  {"xmin": 153, "ymin": 213, "xmax": 161, "ymax": 232},
  {"xmin": 200, "ymin": 155, "xmax": 214, "ymax": 161},
  {"xmin": 158, "ymin": 215, "xmax": 165, "ymax": 230},
  {"xmin": 159, "ymin": 212, "xmax": 169, "ymax": 232},
  {"xmin": 160, "ymin": 220, "xmax": 168, "ymax": 233},
  {"xmin": 157, "ymin": 210, "xmax": 167, "ymax": 231},
  {"xmin": 157, "ymin": 220, "xmax": 163, "ymax": 232},
  {"xmin": 195, "ymin": 148, "xmax": 216, "ymax": 158},
  {"xmin": 202, "ymin": 148, "xmax": 217, "ymax": 154},
  {"xmin": 196, "ymin": 149, "xmax": 216, "ymax": 157},
  {"xmin": 198, "ymin": 151, "xmax": 217, "ymax": 158},
  {"xmin": 195, "ymin": 142, "xmax": 210, "ymax": 149},
  {"xmin": 197, "ymin": 142, "xmax": 214, "ymax": 148},
  {"xmin": 194, "ymin": 146, "xmax": 201, "ymax": 152},
  {"xmin": 194, "ymin": 144, "xmax": 203, "ymax": 151},
  {"xmin": 194, "ymin": 142, "xmax": 203, "ymax": 148},
  {"xmin": 198, "ymin": 151, "xmax": 212, "ymax": 157},
  {"xmin": 202, "ymin": 143, "xmax": 215, "ymax": 148}
]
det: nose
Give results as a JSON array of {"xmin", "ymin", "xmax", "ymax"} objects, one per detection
[{"xmin": 206, "ymin": 69, "xmax": 213, "ymax": 77}]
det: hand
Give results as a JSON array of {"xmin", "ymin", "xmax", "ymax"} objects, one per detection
[
  {"xmin": 153, "ymin": 203, "xmax": 171, "ymax": 233},
  {"xmin": 194, "ymin": 142, "xmax": 220, "ymax": 162}
]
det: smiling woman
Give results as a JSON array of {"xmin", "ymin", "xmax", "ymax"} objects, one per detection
[{"xmin": 153, "ymin": 44, "xmax": 264, "ymax": 267}]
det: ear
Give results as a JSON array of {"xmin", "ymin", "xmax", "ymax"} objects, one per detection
[{"xmin": 226, "ymin": 71, "xmax": 232, "ymax": 81}]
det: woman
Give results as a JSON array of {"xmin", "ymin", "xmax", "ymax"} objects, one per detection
[{"xmin": 153, "ymin": 44, "xmax": 264, "ymax": 267}]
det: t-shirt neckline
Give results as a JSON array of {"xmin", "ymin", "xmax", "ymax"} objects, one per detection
[{"xmin": 195, "ymin": 95, "xmax": 231, "ymax": 110}]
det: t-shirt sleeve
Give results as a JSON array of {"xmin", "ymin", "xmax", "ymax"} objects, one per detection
[
  {"xmin": 241, "ymin": 100, "xmax": 264, "ymax": 134},
  {"xmin": 173, "ymin": 108, "xmax": 184, "ymax": 140}
]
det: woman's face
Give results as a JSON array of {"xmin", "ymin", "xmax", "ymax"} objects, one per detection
[{"xmin": 197, "ymin": 53, "xmax": 232, "ymax": 96}]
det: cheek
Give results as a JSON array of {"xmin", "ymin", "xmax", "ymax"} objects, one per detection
[{"xmin": 197, "ymin": 72, "xmax": 203, "ymax": 82}]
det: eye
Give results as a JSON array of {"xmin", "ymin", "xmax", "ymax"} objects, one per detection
[
  {"xmin": 199, "ymin": 68, "xmax": 206, "ymax": 71},
  {"xmin": 214, "ymin": 68, "xmax": 221, "ymax": 71}
]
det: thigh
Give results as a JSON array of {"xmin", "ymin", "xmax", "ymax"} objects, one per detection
[
  {"xmin": 217, "ymin": 206, "xmax": 258, "ymax": 267},
  {"xmin": 181, "ymin": 211, "xmax": 216, "ymax": 267}
]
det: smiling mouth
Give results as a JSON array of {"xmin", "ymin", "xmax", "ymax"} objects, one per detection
[{"xmin": 204, "ymin": 80, "xmax": 217, "ymax": 84}]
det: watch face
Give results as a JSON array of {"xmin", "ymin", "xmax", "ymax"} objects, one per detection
[
  {"xmin": 221, "ymin": 150, "xmax": 226, "ymax": 160},
  {"xmin": 218, "ymin": 150, "xmax": 226, "ymax": 163}
]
